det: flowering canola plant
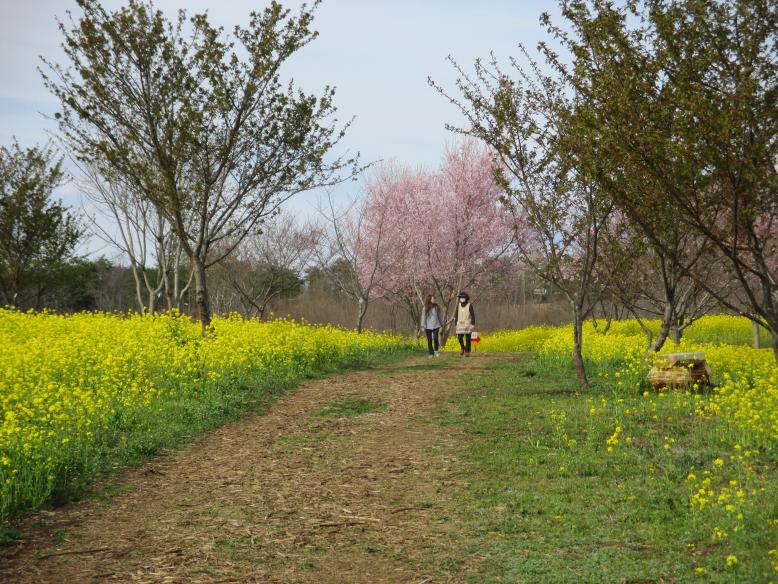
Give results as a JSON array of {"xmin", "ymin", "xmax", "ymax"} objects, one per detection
[
  {"xmin": 481, "ymin": 316, "xmax": 778, "ymax": 444},
  {"xmin": 481, "ymin": 314, "xmax": 778, "ymax": 577},
  {"xmin": 0, "ymin": 309, "xmax": 408, "ymax": 521}
]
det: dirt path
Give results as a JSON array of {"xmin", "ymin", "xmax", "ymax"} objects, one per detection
[{"xmin": 0, "ymin": 353, "xmax": 516, "ymax": 583}]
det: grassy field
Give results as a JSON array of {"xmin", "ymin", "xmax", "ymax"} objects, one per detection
[
  {"xmin": 2, "ymin": 309, "xmax": 776, "ymax": 581},
  {"xmin": 437, "ymin": 355, "xmax": 778, "ymax": 583}
]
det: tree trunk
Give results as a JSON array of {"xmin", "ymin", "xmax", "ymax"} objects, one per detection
[
  {"xmin": 652, "ymin": 305, "xmax": 673, "ymax": 352},
  {"xmin": 653, "ymin": 324, "xmax": 671, "ymax": 352},
  {"xmin": 357, "ymin": 296, "xmax": 367, "ymax": 333},
  {"xmin": 130, "ymin": 265, "xmax": 145, "ymax": 314},
  {"xmin": 159, "ymin": 262, "xmax": 171, "ymax": 311},
  {"xmin": 147, "ymin": 288, "xmax": 156, "ymax": 314},
  {"xmin": 753, "ymin": 320, "xmax": 762, "ymax": 349},
  {"xmin": 163, "ymin": 273, "xmax": 173, "ymax": 311},
  {"xmin": 172, "ymin": 263, "xmax": 180, "ymax": 311},
  {"xmin": 171, "ymin": 246, "xmax": 182, "ymax": 310},
  {"xmin": 572, "ymin": 306, "xmax": 588, "ymax": 388},
  {"xmin": 438, "ymin": 291, "xmax": 457, "ymax": 347},
  {"xmin": 671, "ymin": 323, "xmax": 681, "ymax": 347},
  {"xmin": 191, "ymin": 255, "xmax": 212, "ymax": 334}
]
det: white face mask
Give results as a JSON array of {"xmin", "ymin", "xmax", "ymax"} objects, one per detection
[{"xmin": 459, "ymin": 299, "xmax": 467, "ymax": 305}]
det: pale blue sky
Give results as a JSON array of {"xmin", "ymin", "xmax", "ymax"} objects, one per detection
[{"xmin": 0, "ymin": 0, "xmax": 561, "ymax": 254}]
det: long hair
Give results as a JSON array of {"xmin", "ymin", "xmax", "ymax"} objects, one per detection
[{"xmin": 425, "ymin": 294, "xmax": 437, "ymax": 312}]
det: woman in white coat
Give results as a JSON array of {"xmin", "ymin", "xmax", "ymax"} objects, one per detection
[{"xmin": 454, "ymin": 291, "xmax": 476, "ymax": 356}]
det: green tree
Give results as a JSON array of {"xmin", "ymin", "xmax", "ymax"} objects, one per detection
[
  {"xmin": 43, "ymin": 0, "xmax": 360, "ymax": 332},
  {"xmin": 543, "ymin": 0, "xmax": 778, "ymax": 362},
  {"xmin": 41, "ymin": 257, "xmax": 109, "ymax": 312},
  {"xmin": 0, "ymin": 141, "xmax": 82, "ymax": 309},
  {"xmin": 431, "ymin": 52, "xmax": 617, "ymax": 387},
  {"xmin": 306, "ymin": 261, "xmax": 354, "ymax": 298}
]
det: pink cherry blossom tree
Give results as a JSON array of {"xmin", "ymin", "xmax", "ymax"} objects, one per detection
[
  {"xmin": 356, "ymin": 139, "xmax": 514, "ymax": 344},
  {"xmin": 357, "ymin": 163, "xmax": 430, "ymax": 330}
]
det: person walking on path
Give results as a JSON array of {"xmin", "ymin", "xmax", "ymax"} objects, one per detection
[
  {"xmin": 455, "ymin": 291, "xmax": 476, "ymax": 356},
  {"xmin": 421, "ymin": 294, "xmax": 443, "ymax": 357}
]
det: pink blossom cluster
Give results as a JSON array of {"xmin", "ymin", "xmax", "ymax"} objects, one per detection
[{"xmin": 354, "ymin": 139, "xmax": 514, "ymax": 311}]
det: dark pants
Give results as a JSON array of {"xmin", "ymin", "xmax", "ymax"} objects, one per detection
[
  {"xmin": 458, "ymin": 333, "xmax": 472, "ymax": 353},
  {"xmin": 425, "ymin": 328, "xmax": 440, "ymax": 355}
]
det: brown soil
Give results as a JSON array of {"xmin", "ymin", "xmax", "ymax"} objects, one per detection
[{"xmin": 0, "ymin": 353, "xmax": 517, "ymax": 583}]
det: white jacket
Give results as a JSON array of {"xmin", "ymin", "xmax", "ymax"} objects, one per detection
[{"xmin": 455, "ymin": 302, "xmax": 475, "ymax": 334}]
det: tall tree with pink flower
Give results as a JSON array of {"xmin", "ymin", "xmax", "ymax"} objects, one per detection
[{"xmin": 353, "ymin": 140, "xmax": 514, "ymax": 342}]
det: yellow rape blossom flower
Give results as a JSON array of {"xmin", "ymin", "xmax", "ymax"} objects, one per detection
[{"xmin": 0, "ymin": 308, "xmax": 409, "ymax": 520}]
